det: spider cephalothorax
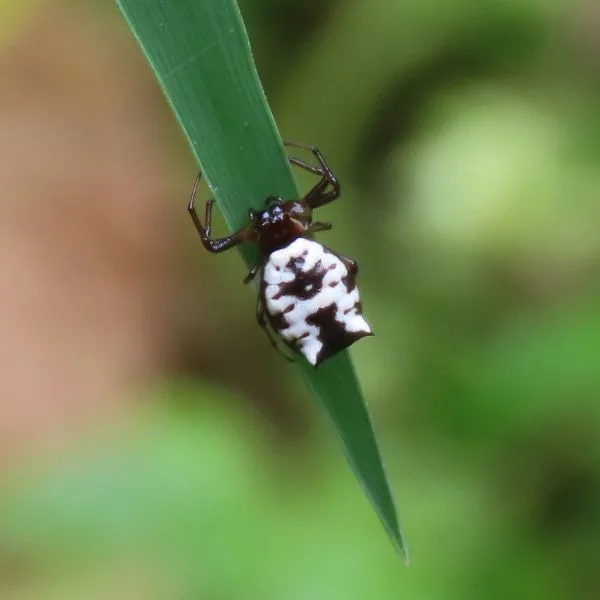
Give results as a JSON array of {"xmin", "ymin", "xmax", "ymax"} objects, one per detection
[
  {"xmin": 250, "ymin": 198, "xmax": 313, "ymax": 255},
  {"xmin": 188, "ymin": 141, "xmax": 372, "ymax": 367}
]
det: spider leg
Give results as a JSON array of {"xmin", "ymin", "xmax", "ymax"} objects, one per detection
[
  {"xmin": 244, "ymin": 263, "xmax": 261, "ymax": 284},
  {"xmin": 256, "ymin": 294, "xmax": 295, "ymax": 363},
  {"xmin": 307, "ymin": 221, "xmax": 332, "ymax": 234},
  {"xmin": 285, "ymin": 141, "xmax": 340, "ymax": 209},
  {"xmin": 188, "ymin": 171, "xmax": 256, "ymax": 253}
]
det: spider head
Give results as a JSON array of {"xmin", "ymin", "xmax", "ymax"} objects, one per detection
[{"xmin": 255, "ymin": 197, "xmax": 312, "ymax": 253}]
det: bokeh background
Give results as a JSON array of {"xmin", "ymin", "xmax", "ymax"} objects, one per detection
[{"xmin": 1, "ymin": 0, "xmax": 599, "ymax": 598}]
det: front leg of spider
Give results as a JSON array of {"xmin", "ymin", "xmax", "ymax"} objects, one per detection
[
  {"xmin": 285, "ymin": 141, "xmax": 340, "ymax": 209},
  {"xmin": 187, "ymin": 170, "xmax": 255, "ymax": 253}
]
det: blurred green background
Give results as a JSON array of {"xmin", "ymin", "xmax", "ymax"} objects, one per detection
[{"xmin": 1, "ymin": 0, "xmax": 599, "ymax": 598}]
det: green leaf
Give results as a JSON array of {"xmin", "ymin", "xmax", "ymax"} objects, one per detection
[{"xmin": 116, "ymin": 0, "xmax": 406, "ymax": 558}]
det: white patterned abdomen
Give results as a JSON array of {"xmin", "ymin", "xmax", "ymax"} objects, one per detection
[{"xmin": 262, "ymin": 238, "xmax": 371, "ymax": 366}]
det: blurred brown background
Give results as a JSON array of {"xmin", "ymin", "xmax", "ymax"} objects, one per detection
[{"xmin": 0, "ymin": 0, "xmax": 599, "ymax": 598}]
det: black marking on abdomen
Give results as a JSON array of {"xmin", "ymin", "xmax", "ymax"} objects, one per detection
[
  {"xmin": 343, "ymin": 300, "xmax": 361, "ymax": 315},
  {"xmin": 306, "ymin": 303, "xmax": 371, "ymax": 365},
  {"xmin": 341, "ymin": 271, "xmax": 357, "ymax": 293},
  {"xmin": 267, "ymin": 309, "xmax": 289, "ymax": 333},
  {"xmin": 274, "ymin": 258, "xmax": 325, "ymax": 301}
]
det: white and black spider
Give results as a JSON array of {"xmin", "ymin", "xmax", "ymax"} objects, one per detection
[{"xmin": 188, "ymin": 141, "xmax": 372, "ymax": 367}]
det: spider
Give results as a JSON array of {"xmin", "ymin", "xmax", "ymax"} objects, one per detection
[{"xmin": 188, "ymin": 141, "xmax": 372, "ymax": 367}]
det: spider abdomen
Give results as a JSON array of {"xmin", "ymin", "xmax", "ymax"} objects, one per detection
[{"xmin": 262, "ymin": 238, "xmax": 372, "ymax": 367}]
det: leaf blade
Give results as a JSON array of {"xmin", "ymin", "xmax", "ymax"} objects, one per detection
[{"xmin": 116, "ymin": 0, "xmax": 406, "ymax": 557}]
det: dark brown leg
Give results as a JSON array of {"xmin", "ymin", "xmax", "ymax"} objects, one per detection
[
  {"xmin": 308, "ymin": 221, "xmax": 332, "ymax": 234},
  {"xmin": 284, "ymin": 141, "xmax": 340, "ymax": 209},
  {"xmin": 188, "ymin": 171, "xmax": 255, "ymax": 253},
  {"xmin": 256, "ymin": 294, "xmax": 294, "ymax": 362},
  {"xmin": 244, "ymin": 263, "xmax": 261, "ymax": 284}
]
